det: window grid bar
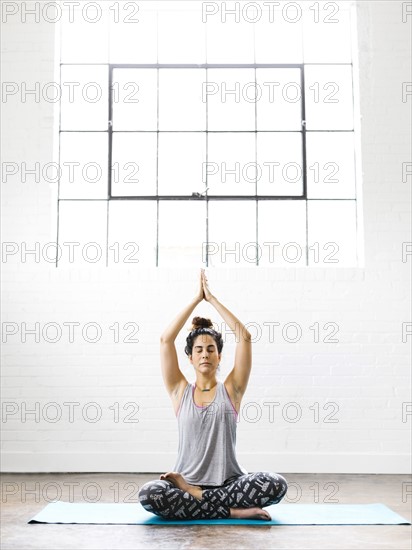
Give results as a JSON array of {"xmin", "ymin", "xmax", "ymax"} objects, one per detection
[
  {"xmin": 205, "ymin": 15, "xmax": 209, "ymax": 267},
  {"xmin": 301, "ymin": 66, "xmax": 308, "ymax": 200},
  {"xmin": 56, "ymin": 198, "xmax": 362, "ymax": 202},
  {"xmin": 155, "ymin": 11, "xmax": 160, "ymax": 267},
  {"xmin": 205, "ymin": 66, "xmax": 209, "ymax": 267},
  {"xmin": 56, "ymin": 60, "xmax": 63, "ymax": 268},
  {"xmin": 254, "ymin": 64, "xmax": 258, "ymax": 267},
  {"xmin": 253, "ymin": 26, "xmax": 258, "ymax": 267},
  {"xmin": 104, "ymin": 196, "xmax": 356, "ymax": 201},
  {"xmin": 301, "ymin": 64, "xmax": 309, "ymax": 265},
  {"xmin": 60, "ymin": 129, "xmax": 355, "ymax": 133},
  {"xmin": 156, "ymin": 65, "xmax": 160, "ymax": 267},
  {"xmin": 108, "ymin": 65, "xmax": 114, "ymax": 199},
  {"xmin": 60, "ymin": 62, "xmax": 353, "ymax": 67}
]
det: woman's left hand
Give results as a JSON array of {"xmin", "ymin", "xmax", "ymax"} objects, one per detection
[{"xmin": 201, "ymin": 270, "xmax": 214, "ymax": 302}]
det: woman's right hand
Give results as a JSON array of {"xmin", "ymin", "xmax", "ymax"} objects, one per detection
[{"xmin": 194, "ymin": 269, "xmax": 205, "ymax": 304}]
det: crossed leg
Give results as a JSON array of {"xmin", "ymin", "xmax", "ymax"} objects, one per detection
[{"xmin": 138, "ymin": 471, "xmax": 288, "ymax": 521}]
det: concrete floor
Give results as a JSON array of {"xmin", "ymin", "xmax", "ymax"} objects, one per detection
[{"xmin": 1, "ymin": 473, "xmax": 411, "ymax": 550}]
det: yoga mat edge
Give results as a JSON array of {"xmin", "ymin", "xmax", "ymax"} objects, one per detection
[{"xmin": 27, "ymin": 502, "xmax": 411, "ymax": 526}]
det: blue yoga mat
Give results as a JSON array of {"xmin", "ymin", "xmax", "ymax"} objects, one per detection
[{"xmin": 28, "ymin": 501, "xmax": 410, "ymax": 525}]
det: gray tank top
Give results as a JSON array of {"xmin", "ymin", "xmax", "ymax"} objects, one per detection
[{"xmin": 173, "ymin": 381, "xmax": 248, "ymax": 486}]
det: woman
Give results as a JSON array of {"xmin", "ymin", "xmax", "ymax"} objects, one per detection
[{"xmin": 138, "ymin": 270, "xmax": 288, "ymax": 520}]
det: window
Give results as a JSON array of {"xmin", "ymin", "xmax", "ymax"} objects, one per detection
[{"xmin": 56, "ymin": 0, "xmax": 363, "ymax": 268}]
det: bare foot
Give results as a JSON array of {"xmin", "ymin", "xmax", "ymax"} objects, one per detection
[
  {"xmin": 159, "ymin": 471, "xmax": 202, "ymax": 501},
  {"xmin": 159, "ymin": 471, "xmax": 188, "ymax": 491},
  {"xmin": 230, "ymin": 507, "xmax": 272, "ymax": 520}
]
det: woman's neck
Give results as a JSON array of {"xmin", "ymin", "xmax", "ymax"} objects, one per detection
[{"xmin": 195, "ymin": 375, "xmax": 218, "ymax": 392}]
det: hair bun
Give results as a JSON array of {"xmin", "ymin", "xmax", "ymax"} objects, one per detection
[{"xmin": 191, "ymin": 316, "xmax": 213, "ymax": 330}]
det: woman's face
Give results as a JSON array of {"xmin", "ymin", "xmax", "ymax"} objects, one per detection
[{"xmin": 190, "ymin": 333, "xmax": 221, "ymax": 375}]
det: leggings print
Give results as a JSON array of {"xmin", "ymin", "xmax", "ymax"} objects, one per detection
[{"xmin": 138, "ymin": 472, "xmax": 288, "ymax": 520}]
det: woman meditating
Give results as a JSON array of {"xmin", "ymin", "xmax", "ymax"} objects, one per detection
[{"xmin": 138, "ymin": 269, "xmax": 288, "ymax": 520}]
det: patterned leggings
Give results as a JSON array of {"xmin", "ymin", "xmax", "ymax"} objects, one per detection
[{"xmin": 138, "ymin": 472, "xmax": 288, "ymax": 520}]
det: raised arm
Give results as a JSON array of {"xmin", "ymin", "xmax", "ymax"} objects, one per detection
[
  {"xmin": 202, "ymin": 272, "xmax": 252, "ymax": 399},
  {"xmin": 160, "ymin": 271, "xmax": 204, "ymax": 409}
]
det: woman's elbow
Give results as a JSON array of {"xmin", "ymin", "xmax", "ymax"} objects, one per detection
[{"xmin": 243, "ymin": 330, "xmax": 252, "ymax": 342}]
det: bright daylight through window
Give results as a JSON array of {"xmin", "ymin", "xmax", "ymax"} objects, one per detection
[{"xmin": 56, "ymin": 0, "xmax": 363, "ymax": 268}]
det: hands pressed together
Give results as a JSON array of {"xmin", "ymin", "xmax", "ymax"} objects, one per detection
[{"xmin": 195, "ymin": 269, "xmax": 214, "ymax": 304}]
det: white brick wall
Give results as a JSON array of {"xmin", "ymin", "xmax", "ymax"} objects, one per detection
[{"xmin": 1, "ymin": 1, "xmax": 411, "ymax": 473}]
